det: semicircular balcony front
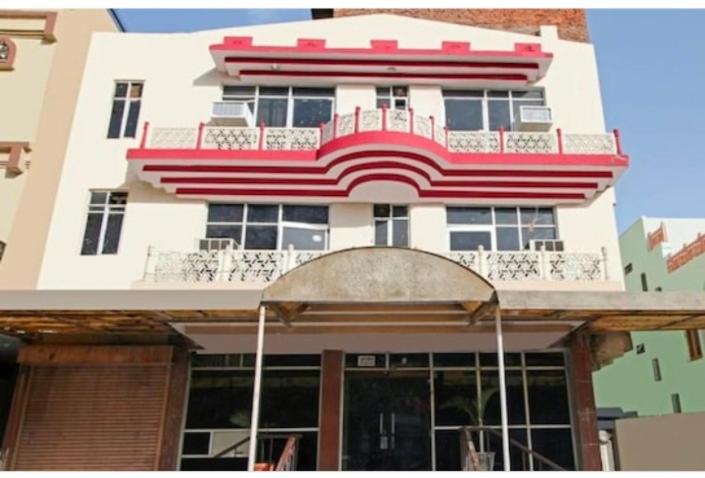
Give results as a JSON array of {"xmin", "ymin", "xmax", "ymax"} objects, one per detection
[{"xmin": 127, "ymin": 106, "xmax": 629, "ymax": 206}]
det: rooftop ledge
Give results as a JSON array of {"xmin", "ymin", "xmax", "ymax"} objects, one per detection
[
  {"xmin": 209, "ymin": 37, "xmax": 553, "ymax": 85},
  {"xmin": 127, "ymin": 107, "xmax": 628, "ymax": 205}
]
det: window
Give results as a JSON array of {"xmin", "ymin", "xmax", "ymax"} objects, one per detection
[
  {"xmin": 376, "ymin": 86, "xmax": 408, "ymax": 110},
  {"xmin": 107, "ymin": 81, "xmax": 143, "ymax": 138},
  {"xmin": 671, "ymin": 393, "xmax": 682, "ymax": 414},
  {"xmin": 222, "ymin": 86, "xmax": 334, "ymax": 128},
  {"xmin": 206, "ymin": 204, "xmax": 328, "ymax": 250},
  {"xmin": 80, "ymin": 191, "xmax": 127, "ymax": 255},
  {"xmin": 640, "ymin": 273, "xmax": 649, "ymax": 292},
  {"xmin": 447, "ymin": 206, "xmax": 557, "ymax": 251},
  {"xmin": 624, "ymin": 263, "xmax": 633, "ymax": 275},
  {"xmin": 636, "ymin": 343, "xmax": 646, "ymax": 355},
  {"xmin": 652, "ymin": 358, "xmax": 662, "ymax": 382},
  {"xmin": 374, "ymin": 204, "xmax": 409, "ymax": 247},
  {"xmin": 442, "ymin": 89, "xmax": 545, "ymax": 132},
  {"xmin": 686, "ymin": 330, "xmax": 703, "ymax": 361}
]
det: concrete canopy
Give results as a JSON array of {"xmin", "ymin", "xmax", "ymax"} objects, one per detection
[{"xmin": 262, "ymin": 247, "xmax": 496, "ymax": 305}]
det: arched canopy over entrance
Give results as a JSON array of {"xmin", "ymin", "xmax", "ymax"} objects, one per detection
[{"xmin": 262, "ymin": 247, "xmax": 496, "ymax": 325}]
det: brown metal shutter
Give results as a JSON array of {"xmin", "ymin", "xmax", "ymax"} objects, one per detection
[{"xmin": 8, "ymin": 346, "xmax": 173, "ymax": 470}]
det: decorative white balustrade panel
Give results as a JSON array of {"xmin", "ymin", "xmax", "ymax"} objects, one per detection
[
  {"xmin": 336, "ymin": 113, "xmax": 355, "ymax": 137},
  {"xmin": 203, "ymin": 127, "xmax": 259, "ymax": 150},
  {"xmin": 485, "ymin": 251, "xmax": 542, "ymax": 281},
  {"xmin": 504, "ymin": 132, "xmax": 558, "ymax": 154},
  {"xmin": 414, "ymin": 116, "xmax": 432, "ymax": 140},
  {"xmin": 145, "ymin": 246, "xmax": 608, "ymax": 284},
  {"xmin": 359, "ymin": 110, "xmax": 381, "ymax": 133},
  {"xmin": 548, "ymin": 252, "xmax": 604, "ymax": 280},
  {"xmin": 388, "ymin": 109, "xmax": 409, "ymax": 132},
  {"xmin": 149, "ymin": 128, "xmax": 197, "ymax": 149},
  {"xmin": 264, "ymin": 128, "xmax": 319, "ymax": 151},
  {"xmin": 434, "ymin": 125, "xmax": 446, "ymax": 146},
  {"xmin": 447, "ymin": 132, "xmax": 501, "ymax": 153},
  {"xmin": 320, "ymin": 121, "xmax": 334, "ymax": 145},
  {"xmin": 563, "ymin": 134, "xmax": 616, "ymax": 155}
]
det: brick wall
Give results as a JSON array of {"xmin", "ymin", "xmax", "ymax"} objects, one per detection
[{"xmin": 324, "ymin": 9, "xmax": 589, "ymax": 43}]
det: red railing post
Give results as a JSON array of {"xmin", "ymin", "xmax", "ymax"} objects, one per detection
[
  {"xmin": 333, "ymin": 113, "xmax": 339, "ymax": 139},
  {"xmin": 140, "ymin": 121, "xmax": 150, "ymax": 148},
  {"xmin": 319, "ymin": 122, "xmax": 325, "ymax": 144},
  {"xmin": 354, "ymin": 106, "xmax": 361, "ymax": 133},
  {"xmin": 499, "ymin": 127, "xmax": 505, "ymax": 154},
  {"xmin": 381, "ymin": 103, "xmax": 388, "ymax": 131},
  {"xmin": 196, "ymin": 122, "xmax": 205, "ymax": 150},
  {"xmin": 556, "ymin": 128, "xmax": 563, "ymax": 154},
  {"xmin": 613, "ymin": 128, "xmax": 622, "ymax": 155},
  {"xmin": 258, "ymin": 121, "xmax": 265, "ymax": 150},
  {"xmin": 430, "ymin": 115, "xmax": 435, "ymax": 141},
  {"xmin": 408, "ymin": 107, "xmax": 414, "ymax": 134}
]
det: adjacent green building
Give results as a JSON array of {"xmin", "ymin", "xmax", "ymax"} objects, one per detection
[{"xmin": 594, "ymin": 217, "xmax": 705, "ymax": 416}]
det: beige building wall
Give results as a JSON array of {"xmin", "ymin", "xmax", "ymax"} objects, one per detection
[
  {"xmin": 0, "ymin": 10, "xmax": 118, "ymax": 288},
  {"xmin": 614, "ymin": 412, "xmax": 705, "ymax": 470}
]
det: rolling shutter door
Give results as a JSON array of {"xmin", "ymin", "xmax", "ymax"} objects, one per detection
[{"xmin": 7, "ymin": 346, "xmax": 174, "ymax": 470}]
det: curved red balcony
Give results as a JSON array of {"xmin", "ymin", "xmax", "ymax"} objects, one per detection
[{"xmin": 127, "ymin": 107, "xmax": 628, "ymax": 205}]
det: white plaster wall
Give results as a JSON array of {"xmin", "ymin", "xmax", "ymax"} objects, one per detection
[
  {"xmin": 555, "ymin": 188, "xmax": 624, "ymax": 288},
  {"xmin": 409, "ymin": 204, "xmax": 447, "ymax": 252},
  {"xmin": 329, "ymin": 203, "xmax": 373, "ymax": 250},
  {"xmin": 408, "ymin": 85, "xmax": 445, "ymax": 125},
  {"xmin": 36, "ymin": 14, "xmax": 618, "ymax": 289}
]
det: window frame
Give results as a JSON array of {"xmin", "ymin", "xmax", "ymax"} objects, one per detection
[
  {"xmin": 206, "ymin": 203, "xmax": 329, "ymax": 251},
  {"xmin": 80, "ymin": 190, "xmax": 128, "ymax": 256},
  {"xmin": 107, "ymin": 80, "xmax": 144, "ymax": 139},
  {"xmin": 446, "ymin": 206, "xmax": 558, "ymax": 252},
  {"xmin": 222, "ymin": 86, "xmax": 335, "ymax": 128},
  {"xmin": 373, "ymin": 204, "xmax": 409, "ymax": 247},
  {"xmin": 376, "ymin": 86, "xmax": 409, "ymax": 110},
  {"xmin": 442, "ymin": 89, "xmax": 545, "ymax": 132}
]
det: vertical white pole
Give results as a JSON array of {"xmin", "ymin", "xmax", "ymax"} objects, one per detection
[
  {"xmin": 247, "ymin": 305, "xmax": 267, "ymax": 471},
  {"xmin": 495, "ymin": 307, "xmax": 511, "ymax": 471}
]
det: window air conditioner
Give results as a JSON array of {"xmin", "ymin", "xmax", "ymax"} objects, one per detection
[
  {"xmin": 197, "ymin": 238, "xmax": 235, "ymax": 252},
  {"xmin": 528, "ymin": 239, "xmax": 565, "ymax": 252},
  {"xmin": 516, "ymin": 105, "xmax": 553, "ymax": 132},
  {"xmin": 211, "ymin": 101, "xmax": 254, "ymax": 127}
]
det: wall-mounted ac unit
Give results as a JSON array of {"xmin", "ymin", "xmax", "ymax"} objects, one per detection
[
  {"xmin": 197, "ymin": 238, "xmax": 235, "ymax": 252},
  {"xmin": 516, "ymin": 105, "xmax": 552, "ymax": 132},
  {"xmin": 529, "ymin": 239, "xmax": 565, "ymax": 252},
  {"xmin": 211, "ymin": 101, "xmax": 254, "ymax": 127}
]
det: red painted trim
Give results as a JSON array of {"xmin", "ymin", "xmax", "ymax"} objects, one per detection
[
  {"xmin": 613, "ymin": 129, "xmax": 622, "ymax": 156},
  {"xmin": 139, "ymin": 122, "xmax": 150, "ymax": 149},
  {"xmin": 196, "ymin": 122, "xmax": 205, "ymax": 150},
  {"xmin": 354, "ymin": 107, "xmax": 360, "ymax": 133},
  {"xmin": 159, "ymin": 161, "xmax": 599, "ymax": 190},
  {"xmin": 224, "ymin": 56, "xmax": 540, "ymax": 70},
  {"xmin": 556, "ymin": 128, "xmax": 563, "ymax": 155},
  {"xmin": 210, "ymin": 36, "xmax": 552, "ymax": 60},
  {"xmin": 238, "ymin": 69, "xmax": 528, "ymax": 81},
  {"xmin": 175, "ymin": 174, "xmax": 584, "ymax": 201}
]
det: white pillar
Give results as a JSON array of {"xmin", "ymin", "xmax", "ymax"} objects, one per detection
[
  {"xmin": 247, "ymin": 305, "xmax": 267, "ymax": 471},
  {"xmin": 495, "ymin": 307, "xmax": 511, "ymax": 470}
]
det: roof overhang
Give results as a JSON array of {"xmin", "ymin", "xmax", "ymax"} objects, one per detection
[{"xmin": 209, "ymin": 37, "xmax": 553, "ymax": 86}]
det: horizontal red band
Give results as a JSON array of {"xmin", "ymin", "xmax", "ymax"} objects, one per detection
[
  {"xmin": 225, "ymin": 56, "xmax": 540, "ymax": 70},
  {"xmin": 238, "ymin": 69, "xmax": 528, "ymax": 81}
]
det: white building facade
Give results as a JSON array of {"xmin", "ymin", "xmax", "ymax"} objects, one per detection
[{"xmin": 3, "ymin": 13, "xmax": 667, "ymax": 472}]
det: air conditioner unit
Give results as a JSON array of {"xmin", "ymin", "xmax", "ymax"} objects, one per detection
[
  {"xmin": 211, "ymin": 101, "xmax": 254, "ymax": 127},
  {"xmin": 529, "ymin": 239, "xmax": 565, "ymax": 252},
  {"xmin": 197, "ymin": 238, "xmax": 236, "ymax": 252},
  {"xmin": 516, "ymin": 105, "xmax": 552, "ymax": 132}
]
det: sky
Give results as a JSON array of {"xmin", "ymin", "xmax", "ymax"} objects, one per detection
[{"xmin": 114, "ymin": 9, "xmax": 705, "ymax": 232}]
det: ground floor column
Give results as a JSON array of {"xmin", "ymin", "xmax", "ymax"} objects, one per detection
[
  {"xmin": 568, "ymin": 332, "xmax": 602, "ymax": 471},
  {"xmin": 318, "ymin": 350, "xmax": 343, "ymax": 471}
]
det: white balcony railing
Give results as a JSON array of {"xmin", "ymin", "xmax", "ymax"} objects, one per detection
[
  {"xmin": 142, "ymin": 245, "xmax": 609, "ymax": 284},
  {"xmin": 139, "ymin": 108, "xmax": 622, "ymax": 156}
]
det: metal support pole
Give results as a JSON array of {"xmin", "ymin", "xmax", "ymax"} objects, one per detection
[
  {"xmin": 495, "ymin": 307, "xmax": 511, "ymax": 471},
  {"xmin": 247, "ymin": 305, "xmax": 267, "ymax": 471}
]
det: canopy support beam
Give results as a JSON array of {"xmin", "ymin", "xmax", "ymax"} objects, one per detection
[
  {"xmin": 247, "ymin": 305, "xmax": 266, "ymax": 471},
  {"xmin": 495, "ymin": 307, "xmax": 511, "ymax": 471}
]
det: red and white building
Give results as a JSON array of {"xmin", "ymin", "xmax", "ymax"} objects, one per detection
[{"xmin": 1, "ymin": 11, "xmax": 703, "ymax": 472}]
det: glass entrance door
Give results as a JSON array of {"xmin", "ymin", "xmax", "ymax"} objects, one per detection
[{"xmin": 342, "ymin": 371, "xmax": 432, "ymax": 471}]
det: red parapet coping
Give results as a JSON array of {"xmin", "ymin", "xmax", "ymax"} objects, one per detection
[
  {"xmin": 647, "ymin": 222, "xmax": 668, "ymax": 251},
  {"xmin": 210, "ymin": 36, "xmax": 553, "ymax": 59},
  {"xmin": 667, "ymin": 233, "xmax": 705, "ymax": 273}
]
